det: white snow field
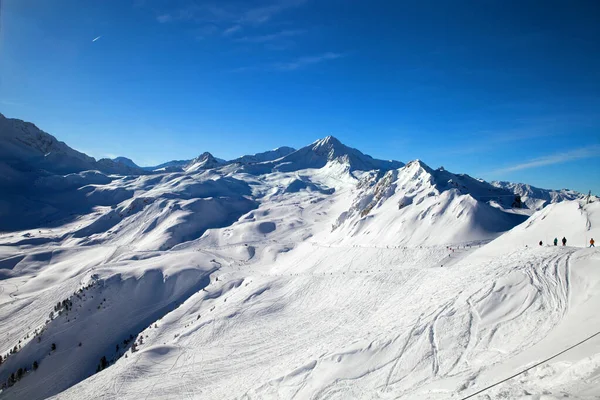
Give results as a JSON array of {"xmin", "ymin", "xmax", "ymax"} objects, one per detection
[{"xmin": 0, "ymin": 113, "xmax": 598, "ymax": 400}]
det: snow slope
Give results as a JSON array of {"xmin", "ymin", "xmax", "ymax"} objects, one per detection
[
  {"xmin": 2, "ymin": 198, "xmax": 593, "ymax": 400},
  {"xmin": 0, "ymin": 113, "xmax": 598, "ymax": 400}
]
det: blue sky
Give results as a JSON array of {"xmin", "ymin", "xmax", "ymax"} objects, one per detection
[{"xmin": 1, "ymin": 0, "xmax": 599, "ymax": 194}]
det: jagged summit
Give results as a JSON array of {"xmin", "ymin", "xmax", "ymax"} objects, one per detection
[
  {"xmin": 332, "ymin": 161, "xmax": 529, "ymax": 246},
  {"xmin": 403, "ymin": 159, "xmax": 433, "ymax": 172},
  {"xmin": 399, "ymin": 159, "xmax": 514, "ymax": 205},
  {"xmin": 185, "ymin": 152, "xmax": 224, "ymax": 172},
  {"xmin": 312, "ymin": 135, "xmax": 343, "ymax": 148},
  {"xmin": 262, "ymin": 135, "xmax": 404, "ymax": 173}
]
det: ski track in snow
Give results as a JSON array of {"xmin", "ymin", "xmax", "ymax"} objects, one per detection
[{"xmin": 1, "ymin": 221, "xmax": 596, "ymax": 400}]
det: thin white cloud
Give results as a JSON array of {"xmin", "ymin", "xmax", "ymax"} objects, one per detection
[
  {"xmin": 157, "ymin": 14, "xmax": 173, "ymax": 23},
  {"xmin": 230, "ymin": 52, "xmax": 346, "ymax": 73},
  {"xmin": 239, "ymin": 0, "xmax": 306, "ymax": 25},
  {"xmin": 235, "ymin": 29, "xmax": 305, "ymax": 43},
  {"xmin": 92, "ymin": 35, "xmax": 102, "ymax": 42},
  {"xmin": 273, "ymin": 52, "xmax": 345, "ymax": 70},
  {"xmin": 223, "ymin": 25, "xmax": 242, "ymax": 36},
  {"xmin": 154, "ymin": 0, "xmax": 307, "ymax": 26},
  {"xmin": 492, "ymin": 145, "xmax": 600, "ymax": 174}
]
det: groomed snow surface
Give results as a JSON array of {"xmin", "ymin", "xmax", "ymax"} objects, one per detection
[{"xmin": 0, "ymin": 116, "xmax": 598, "ymax": 400}]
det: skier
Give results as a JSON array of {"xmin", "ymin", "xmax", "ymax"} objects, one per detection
[
  {"xmin": 591, "ymin": 238, "xmax": 595, "ymax": 248},
  {"xmin": 562, "ymin": 237, "xmax": 567, "ymax": 246},
  {"xmin": 539, "ymin": 240, "xmax": 543, "ymax": 246},
  {"xmin": 554, "ymin": 238, "xmax": 558, "ymax": 246}
]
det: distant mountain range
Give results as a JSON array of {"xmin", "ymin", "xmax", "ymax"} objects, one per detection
[{"xmin": 0, "ymin": 111, "xmax": 589, "ymax": 233}]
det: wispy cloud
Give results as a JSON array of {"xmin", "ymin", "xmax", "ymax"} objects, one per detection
[
  {"xmin": 157, "ymin": 14, "xmax": 173, "ymax": 23},
  {"xmin": 427, "ymin": 113, "xmax": 600, "ymax": 158},
  {"xmin": 237, "ymin": 0, "xmax": 307, "ymax": 25},
  {"xmin": 223, "ymin": 25, "xmax": 242, "ymax": 36},
  {"xmin": 273, "ymin": 52, "xmax": 345, "ymax": 70},
  {"xmin": 228, "ymin": 52, "xmax": 346, "ymax": 73},
  {"xmin": 235, "ymin": 29, "xmax": 305, "ymax": 43},
  {"xmin": 155, "ymin": 0, "xmax": 306, "ymax": 26},
  {"xmin": 491, "ymin": 145, "xmax": 600, "ymax": 174}
]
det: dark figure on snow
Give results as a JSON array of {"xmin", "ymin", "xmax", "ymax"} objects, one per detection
[
  {"xmin": 539, "ymin": 241, "xmax": 543, "ymax": 246},
  {"xmin": 591, "ymin": 238, "xmax": 595, "ymax": 248},
  {"xmin": 562, "ymin": 237, "xmax": 567, "ymax": 246},
  {"xmin": 554, "ymin": 238, "xmax": 558, "ymax": 246}
]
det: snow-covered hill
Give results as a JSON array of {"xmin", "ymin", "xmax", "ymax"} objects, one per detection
[{"xmin": 0, "ymin": 113, "xmax": 598, "ymax": 400}]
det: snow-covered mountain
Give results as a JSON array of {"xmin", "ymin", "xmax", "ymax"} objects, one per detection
[
  {"xmin": 240, "ymin": 136, "xmax": 404, "ymax": 174},
  {"xmin": 332, "ymin": 160, "xmax": 529, "ymax": 246},
  {"xmin": 1, "ymin": 113, "xmax": 598, "ymax": 400},
  {"xmin": 142, "ymin": 159, "xmax": 190, "ymax": 172},
  {"xmin": 230, "ymin": 146, "xmax": 296, "ymax": 164},
  {"xmin": 185, "ymin": 152, "xmax": 225, "ymax": 173},
  {"xmin": 112, "ymin": 157, "xmax": 140, "ymax": 169},
  {"xmin": 0, "ymin": 113, "xmax": 97, "ymax": 176},
  {"xmin": 0, "ymin": 113, "xmax": 146, "ymax": 178},
  {"xmin": 141, "ymin": 147, "xmax": 293, "ymax": 172},
  {"xmin": 491, "ymin": 180, "xmax": 586, "ymax": 210}
]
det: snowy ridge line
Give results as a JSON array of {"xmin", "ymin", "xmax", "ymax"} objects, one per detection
[{"xmin": 460, "ymin": 329, "xmax": 600, "ymax": 400}]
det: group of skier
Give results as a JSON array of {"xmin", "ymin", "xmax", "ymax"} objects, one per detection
[{"xmin": 539, "ymin": 237, "xmax": 595, "ymax": 247}]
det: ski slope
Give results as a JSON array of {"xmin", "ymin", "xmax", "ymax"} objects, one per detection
[
  {"xmin": 13, "ymin": 200, "xmax": 595, "ymax": 400},
  {"xmin": 0, "ymin": 117, "xmax": 598, "ymax": 399}
]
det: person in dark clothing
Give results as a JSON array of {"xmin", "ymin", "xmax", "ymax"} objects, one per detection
[
  {"xmin": 591, "ymin": 238, "xmax": 595, "ymax": 247},
  {"xmin": 539, "ymin": 241, "xmax": 543, "ymax": 246},
  {"xmin": 554, "ymin": 238, "xmax": 558, "ymax": 246},
  {"xmin": 562, "ymin": 237, "xmax": 567, "ymax": 246}
]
